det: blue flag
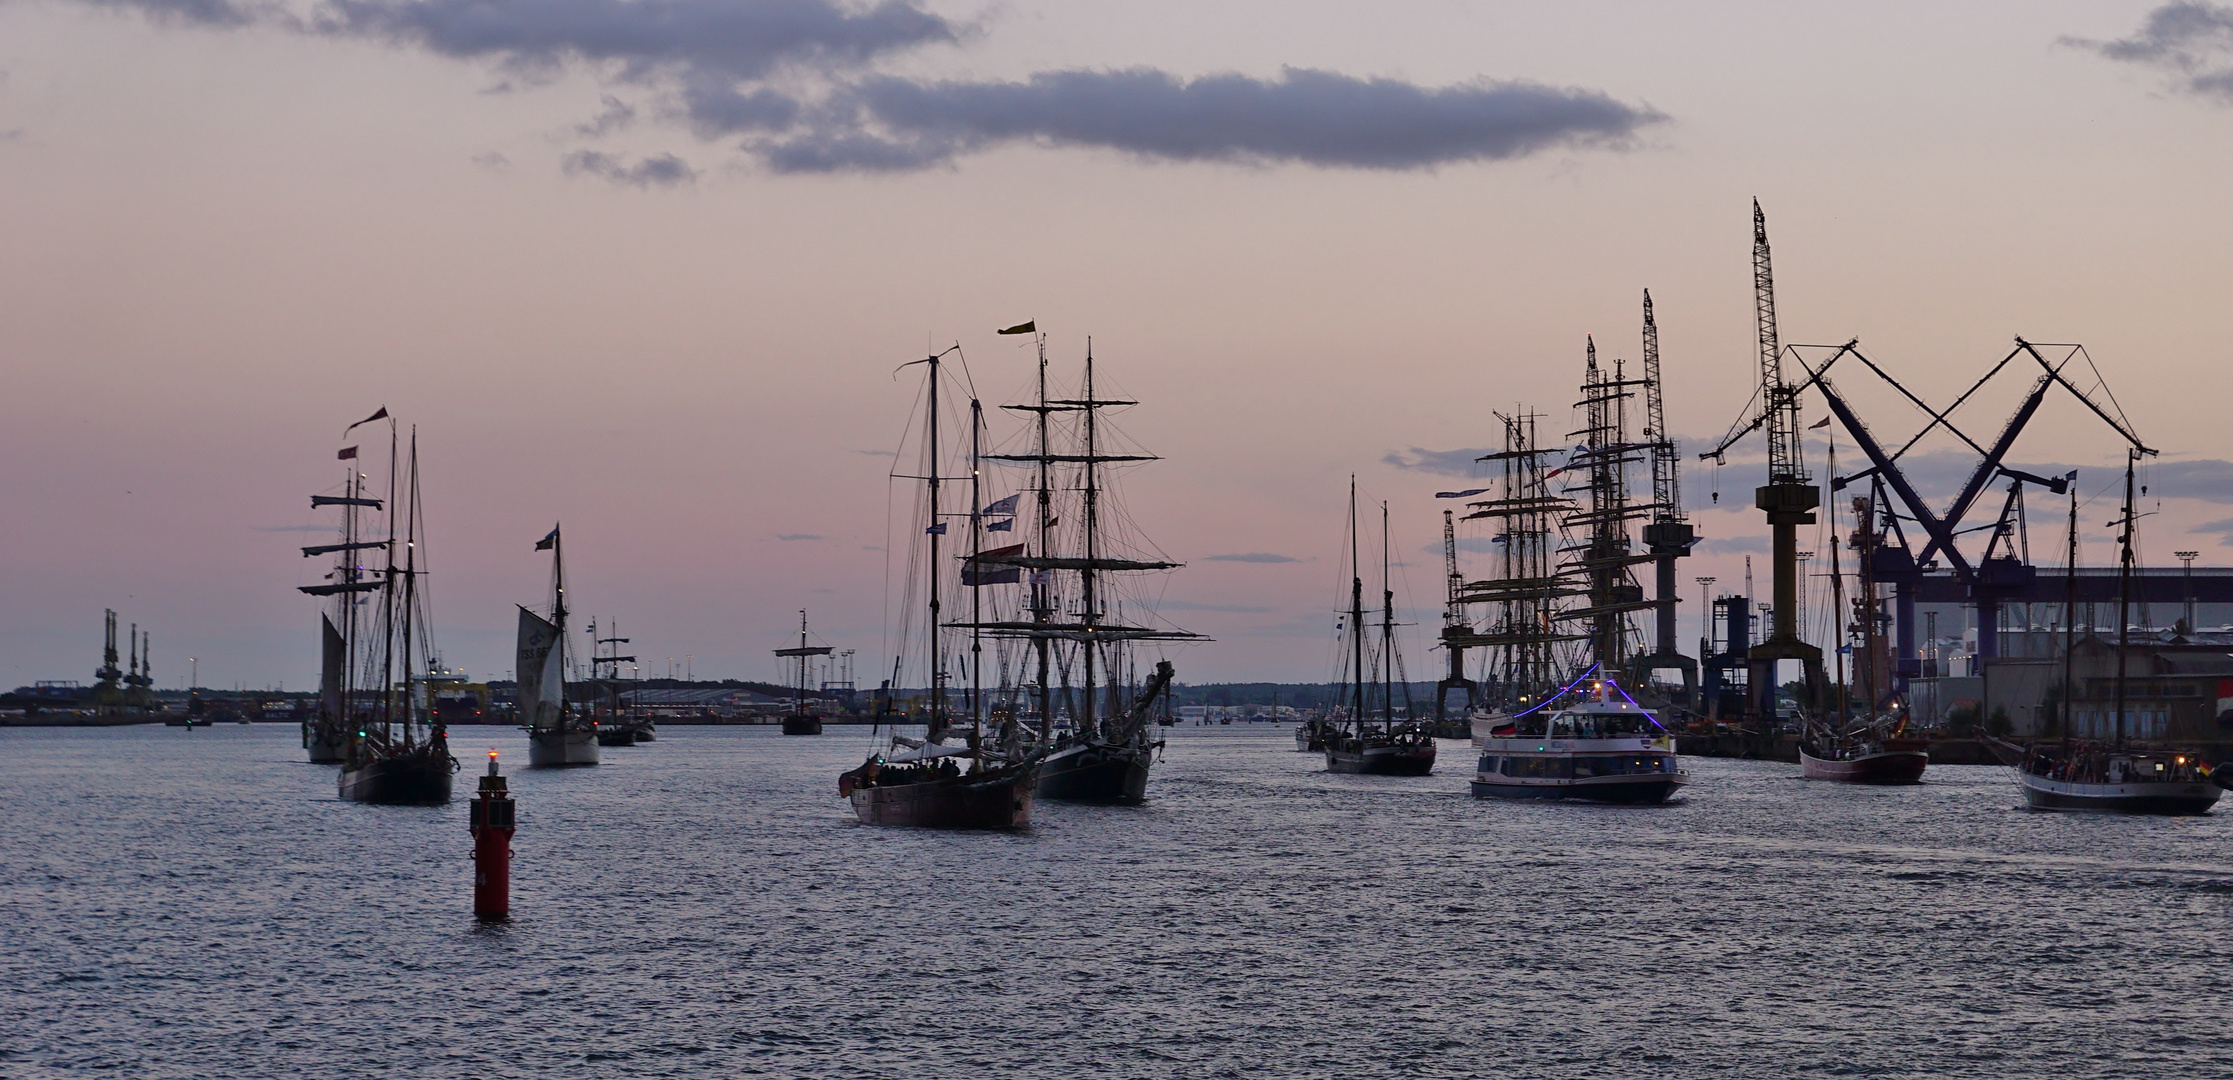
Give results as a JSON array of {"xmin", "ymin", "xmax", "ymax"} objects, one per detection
[
  {"xmin": 986, "ymin": 518, "xmax": 1014, "ymax": 532},
  {"xmin": 981, "ymin": 494, "xmax": 1020, "ymax": 517},
  {"xmin": 535, "ymin": 526, "xmax": 559, "ymax": 551},
  {"xmin": 926, "ymin": 522, "xmax": 947, "ymax": 535}
]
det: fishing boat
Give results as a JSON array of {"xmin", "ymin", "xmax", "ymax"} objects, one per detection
[
  {"xmin": 1324, "ymin": 483, "xmax": 1436, "ymax": 776},
  {"xmin": 520, "ymin": 525, "xmax": 598, "ymax": 768},
  {"xmin": 2006, "ymin": 455, "xmax": 2220, "ymax": 814},
  {"xmin": 957, "ymin": 329, "xmax": 1200, "ymax": 804},
  {"xmin": 840, "ymin": 343, "xmax": 1037, "ymax": 828},
  {"xmin": 775, "ymin": 610, "xmax": 834, "ymax": 736},
  {"xmin": 324, "ymin": 417, "xmax": 457, "ymax": 804},
  {"xmin": 1472, "ymin": 667, "xmax": 1686, "ymax": 803}
]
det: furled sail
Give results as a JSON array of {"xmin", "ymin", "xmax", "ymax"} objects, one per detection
[
  {"xmin": 319, "ymin": 614, "xmax": 345, "ymax": 722},
  {"xmin": 516, "ymin": 606, "xmax": 564, "ymax": 732}
]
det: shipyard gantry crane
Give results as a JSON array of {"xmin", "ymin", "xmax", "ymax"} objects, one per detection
[
  {"xmin": 1703, "ymin": 200, "xmax": 1826, "ymax": 719},
  {"xmin": 1635, "ymin": 289, "xmax": 1699, "ymax": 703}
]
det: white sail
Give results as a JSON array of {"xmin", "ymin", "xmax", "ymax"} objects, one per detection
[{"xmin": 517, "ymin": 606, "xmax": 564, "ymax": 732}]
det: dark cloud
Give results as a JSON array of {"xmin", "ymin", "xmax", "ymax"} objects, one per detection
[
  {"xmin": 2066, "ymin": 3, "xmax": 2233, "ymax": 101},
  {"xmin": 1203, "ymin": 552, "xmax": 1298, "ymax": 563},
  {"xmin": 1384, "ymin": 446, "xmax": 1496, "ymax": 477},
  {"xmin": 2190, "ymin": 517, "xmax": 2233, "ymax": 544},
  {"xmin": 471, "ymin": 149, "xmax": 511, "ymax": 170},
  {"xmin": 75, "ymin": 0, "xmax": 1662, "ymax": 178},
  {"xmin": 748, "ymin": 68, "xmax": 1663, "ymax": 173},
  {"xmin": 561, "ymin": 148, "xmax": 696, "ymax": 186},
  {"xmin": 775, "ymin": 532, "xmax": 823, "ymax": 541},
  {"xmin": 2149, "ymin": 458, "xmax": 2233, "ymax": 502}
]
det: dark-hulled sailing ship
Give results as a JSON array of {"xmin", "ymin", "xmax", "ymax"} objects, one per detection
[
  {"xmin": 776, "ymin": 610, "xmax": 833, "ymax": 736},
  {"xmin": 1799, "ymin": 474, "xmax": 1926, "ymax": 783},
  {"xmin": 1324, "ymin": 482, "xmax": 1436, "ymax": 776},
  {"xmin": 521, "ymin": 525, "xmax": 598, "ymax": 767},
  {"xmin": 962, "ymin": 330, "xmax": 1200, "ymax": 803},
  {"xmin": 303, "ymin": 412, "xmax": 456, "ymax": 804},
  {"xmin": 839, "ymin": 343, "xmax": 1037, "ymax": 828},
  {"xmin": 586, "ymin": 617, "xmax": 653, "ymax": 746}
]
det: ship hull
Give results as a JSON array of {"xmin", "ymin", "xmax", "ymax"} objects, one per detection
[
  {"xmin": 1325, "ymin": 740, "xmax": 1436, "ymax": 776},
  {"xmin": 848, "ymin": 761, "xmax": 1037, "ymax": 829},
  {"xmin": 527, "ymin": 726, "xmax": 600, "ymax": 767},
  {"xmin": 305, "ymin": 728, "xmax": 347, "ymax": 764},
  {"xmin": 338, "ymin": 749, "xmax": 455, "ymax": 805},
  {"xmin": 1293, "ymin": 724, "xmax": 1326, "ymax": 752},
  {"xmin": 781, "ymin": 715, "xmax": 823, "ymax": 736},
  {"xmin": 596, "ymin": 725, "xmax": 637, "ymax": 747},
  {"xmin": 2016, "ymin": 771, "xmax": 2221, "ymax": 815},
  {"xmin": 1470, "ymin": 773, "xmax": 1687, "ymax": 804},
  {"xmin": 1800, "ymin": 747, "xmax": 1929, "ymax": 784},
  {"xmin": 1035, "ymin": 740, "xmax": 1150, "ymax": 804}
]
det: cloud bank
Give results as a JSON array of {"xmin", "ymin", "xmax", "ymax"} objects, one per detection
[
  {"xmin": 2067, "ymin": 2, "xmax": 2233, "ymax": 100},
  {"xmin": 72, "ymin": 0, "xmax": 1664, "ymax": 179}
]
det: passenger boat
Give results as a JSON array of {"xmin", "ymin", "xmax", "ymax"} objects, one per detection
[{"xmin": 1472, "ymin": 670, "xmax": 1686, "ymax": 803}]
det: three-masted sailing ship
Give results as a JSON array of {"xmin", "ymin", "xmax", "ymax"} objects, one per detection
[
  {"xmin": 839, "ymin": 344, "xmax": 1039, "ymax": 828},
  {"xmin": 1323, "ymin": 482, "xmax": 1436, "ymax": 776},
  {"xmin": 299, "ymin": 411, "xmax": 458, "ymax": 803},
  {"xmin": 969, "ymin": 333, "xmax": 1197, "ymax": 803},
  {"xmin": 519, "ymin": 524, "xmax": 599, "ymax": 767},
  {"xmin": 2002, "ymin": 454, "xmax": 2222, "ymax": 813},
  {"xmin": 586, "ymin": 617, "xmax": 652, "ymax": 746}
]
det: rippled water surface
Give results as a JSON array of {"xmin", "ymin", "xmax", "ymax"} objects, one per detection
[{"xmin": 4, "ymin": 723, "xmax": 2230, "ymax": 1079}]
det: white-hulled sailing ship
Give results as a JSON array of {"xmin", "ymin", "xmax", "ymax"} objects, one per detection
[
  {"xmin": 303, "ymin": 412, "xmax": 457, "ymax": 804},
  {"xmin": 963, "ymin": 328, "xmax": 1200, "ymax": 803},
  {"xmin": 839, "ymin": 343, "xmax": 1038, "ymax": 828},
  {"xmin": 2002, "ymin": 453, "xmax": 2222, "ymax": 814},
  {"xmin": 520, "ymin": 524, "xmax": 598, "ymax": 768},
  {"xmin": 1324, "ymin": 483, "xmax": 1436, "ymax": 775}
]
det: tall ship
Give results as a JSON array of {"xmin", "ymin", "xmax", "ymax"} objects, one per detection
[
  {"xmin": 1799, "ymin": 465, "xmax": 1927, "ymax": 783},
  {"xmin": 306, "ymin": 413, "xmax": 457, "ymax": 804},
  {"xmin": 839, "ymin": 342, "xmax": 1039, "ymax": 827},
  {"xmin": 2001, "ymin": 454, "xmax": 2222, "ymax": 814},
  {"xmin": 586, "ymin": 617, "xmax": 652, "ymax": 746},
  {"xmin": 962, "ymin": 329, "xmax": 1199, "ymax": 804},
  {"xmin": 1324, "ymin": 482, "xmax": 1436, "ymax": 776},
  {"xmin": 776, "ymin": 610, "xmax": 833, "ymax": 736},
  {"xmin": 1472, "ymin": 667, "xmax": 1688, "ymax": 802},
  {"xmin": 298, "ymin": 419, "xmax": 392, "ymax": 763},
  {"xmin": 520, "ymin": 525, "xmax": 598, "ymax": 767}
]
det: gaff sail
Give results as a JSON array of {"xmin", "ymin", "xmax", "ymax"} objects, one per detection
[{"xmin": 516, "ymin": 606, "xmax": 564, "ymax": 732}]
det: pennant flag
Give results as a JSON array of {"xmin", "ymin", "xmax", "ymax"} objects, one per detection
[
  {"xmin": 345, "ymin": 406, "xmax": 389, "ymax": 432},
  {"xmin": 997, "ymin": 320, "xmax": 1036, "ymax": 335},
  {"xmin": 1436, "ymin": 488, "xmax": 1489, "ymax": 499},
  {"xmin": 535, "ymin": 526, "xmax": 560, "ymax": 551},
  {"xmin": 986, "ymin": 518, "xmax": 1015, "ymax": 532},
  {"xmin": 1543, "ymin": 466, "xmax": 1567, "ymax": 480},
  {"xmin": 981, "ymin": 493, "xmax": 1020, "ymax": 517},
  {"xmin": 1809, "ymin": 416, "xmax": 1832, "ymax": 430},
  {"xmin": 926, "ymin": 522, "xmax": 948, "ymax": 535},
  {"xmin": 1044, "ymin": 516, "xmax": 1059, "ymax": 529},
  {"xmin": 337, "ymin": 446, "xmax": 358, "ymax": 460}
]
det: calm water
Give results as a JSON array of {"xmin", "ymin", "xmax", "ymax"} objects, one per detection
[{"xmin": 3, "ymin": 723, "xmax": 2229, "ymax": 1079}]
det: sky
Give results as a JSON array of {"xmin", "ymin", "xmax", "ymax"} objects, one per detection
[{"xmin": 5, "ymin": 0, "xmax": 2233, "ymax": 690}]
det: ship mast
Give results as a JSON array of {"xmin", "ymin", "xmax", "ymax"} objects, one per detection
[
  {"xmin": 1081, "ymin": 343, "xmax": 1100, "ymax": 739},
  {"xmin": 2112, "ymin": 450, "xmax": 2138, "ymax": 750},
  {"xmin": 1349, "ymin": 477, "xmax": 1366, "ymax": 733}
]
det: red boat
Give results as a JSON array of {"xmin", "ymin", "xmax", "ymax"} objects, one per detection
[{"xmin": 1799, "ymin": 736, "xmax": 1929, "ymax": 783}]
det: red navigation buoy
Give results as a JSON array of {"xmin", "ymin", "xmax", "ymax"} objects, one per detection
[{"xmin": 468, "ymin": 750, "xmax": 516, "ymax": 920}]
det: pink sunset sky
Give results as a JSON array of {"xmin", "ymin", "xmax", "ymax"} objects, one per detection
[{"xmin": 5, "ymin": 0, "xmax": 2233, "ymax": 689}]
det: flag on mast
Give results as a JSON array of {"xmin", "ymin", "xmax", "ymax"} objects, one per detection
[
  {"xmin": 535, "ymin": 526, "xmax": 560, "ymax": 550},
  {"xmin": 997, "ymin": 320, "xmax": 1036, "ymax": 335},
  {"xmin": 337, "ymin": 446, "xmax": 358, "ymax": 460},
  {"xmin": 345, "ymin": 406, "xmax": 389, "ymax": 431}
]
